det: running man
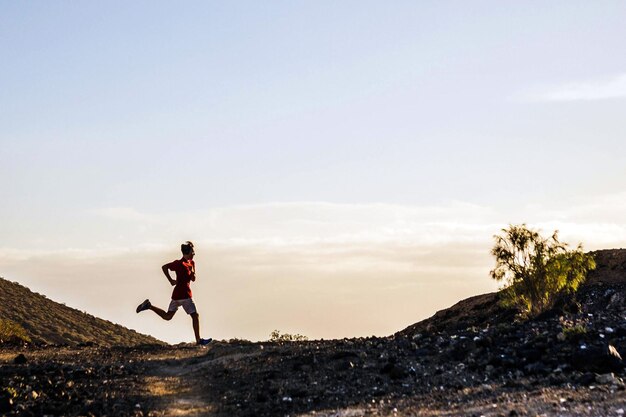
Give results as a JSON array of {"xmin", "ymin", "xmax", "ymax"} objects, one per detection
[{"xmin": 136, "ymin": 241, "xmax": 212, "ymax": 346}]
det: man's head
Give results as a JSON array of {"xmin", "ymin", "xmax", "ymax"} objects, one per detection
[{"xmin": 181, "ymin": 241, "xmax": 195, "ymax": 259}]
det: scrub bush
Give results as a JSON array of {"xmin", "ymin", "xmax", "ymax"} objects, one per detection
[
  {"xmin": 269, "ymin": 330, "xmax": 308, "ymax": 342},
  {"xmin": 490, "ymin": 224, "xmax": 595, "ymax": 317},
  {"xmin": 0, "ymin": 319, "xmax": 31, "ymax": 344}
]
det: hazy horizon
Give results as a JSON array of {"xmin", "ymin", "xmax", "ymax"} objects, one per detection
[
  {"xmin": 2, "ymin": 2, "xmax": 626, "ymax": 343},
  {"xmin": 3, "ymin": 199, "xmax": 626, "ymax": 343}
]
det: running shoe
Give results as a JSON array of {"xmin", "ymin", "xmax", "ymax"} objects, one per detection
[
  {"xmin": 197, "ymin": 338, "xmax": 212, "ymax": 346},
  {"xmin": 136, "ymin": 299, "xmax": 151, "ymax": 313}
]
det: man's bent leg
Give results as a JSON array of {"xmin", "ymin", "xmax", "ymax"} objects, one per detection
[{"xmin": 150, "ymin": 305, "xmax": 176, "ymax": 321}]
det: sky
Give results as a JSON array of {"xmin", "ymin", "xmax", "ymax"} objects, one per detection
[{"xmin": 1, "ymin": 1, "xmax": 626, "ymax": 343}]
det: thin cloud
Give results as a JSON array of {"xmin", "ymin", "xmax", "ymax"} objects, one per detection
[
  {"xmin": 87, "ymin": 201, "xmax": 500, "ymax": 249},
  {"xmin": 0, "ymin": 195, "xmax": 622, "ymax": 260},
  {"xmin": 521, "ymin": 73, "xmax": 626, "ymax": 102},
  {"xmin": 59, "ymin": 197, "xmax": 626, "ymax": 250}
]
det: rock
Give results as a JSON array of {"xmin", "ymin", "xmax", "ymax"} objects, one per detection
[
  {"xmin": 577, "ymin": 372, "xmax": 597, "ymax": 385},
  {"xmin": 595, "ymin": 373, "xmax": 622, "ymax": 385},
  {"xmin": 14, "ymin": 354, "xmax": 27, "ymax": 364},
  {"xmin": 609, "ymin": 345, "xmax": 623, "ymax": 361},
  {"xmin": 607, "ymin": 292, "xmax": 625, "ymax": 310},
  {"xmin": 381, "ymin": 362, "xmax": 408, "ymax": 379},
  {"xmin": 524, "ymin": 362, "xmax": 550, "ymax": 375}
]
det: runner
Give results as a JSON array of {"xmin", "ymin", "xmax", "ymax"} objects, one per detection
[{"xmin": 136, "ymin": 241, "xmax": 212, "ymax": 346}]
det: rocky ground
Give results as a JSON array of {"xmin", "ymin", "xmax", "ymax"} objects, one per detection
[{"xmin": 1, "ymin": 282, "xmax": 625, "ymax": 416}]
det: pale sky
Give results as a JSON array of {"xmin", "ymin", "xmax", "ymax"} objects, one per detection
[{"xmin": 2, "ymin": 2, "xmax": 626, "ymax": 343}]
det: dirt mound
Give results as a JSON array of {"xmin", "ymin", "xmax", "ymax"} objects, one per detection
[
  {"xmin": 587, "ymin": 249, "xmax": 626, "ymax": 285},
  {"xmin": 0, "ymin": 277, "xmax": 162, "ymax": 347},
  {"xmin": 398, "ymin": 292, "xmax": 514, "ymax": 335}
]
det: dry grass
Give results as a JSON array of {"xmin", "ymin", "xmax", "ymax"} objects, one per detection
[{"xmin": 0, "ymin": 318, "xmax": 31, "ymax": 343}]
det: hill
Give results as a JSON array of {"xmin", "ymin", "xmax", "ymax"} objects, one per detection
[
  {"xmin": 398, "ymin": 248, "xmax": 626, "ymax": 336},
  {"xmin": 0, "ymin": 277, "xmax": 162, "ymax": 346}
]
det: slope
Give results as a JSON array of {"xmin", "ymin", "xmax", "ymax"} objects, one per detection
[
  {"xmin": 399, "ymin": 248, "xmax": 626, "ymax": 336},
  {"xmin": 0, "ymin": 277, "xmax": 163, "ymax": 346}
]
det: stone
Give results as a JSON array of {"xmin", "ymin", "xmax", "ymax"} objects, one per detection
[
  {"xmin": 524, "ymin": 362, "xmax": 550, "ymax": 375},
  {"xmin": 14, "ymin": 354, "xmax": 27, "ymax": 364},
  {"xmin": 595, "ymin": 373, "xmax": 621, "ymax": 385},
  {"xmin": 577, "ymin": 372, "xmax": 596, "ymax": 385},
  {"xmin": 381, "ymin": 362, "xmax": 408, "ymax": 380},
  {"xmin": 609, "ymin": 345, "xmax": 623, "ymax": 361},
  {"xmin": 608, "ymin": 292, "xmax": 625, "ymax": 310}
]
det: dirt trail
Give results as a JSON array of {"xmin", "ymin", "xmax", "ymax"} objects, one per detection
[
  {"xmin": 144, "ymin": 343, "xmax": 264, "ymax": 417},
  {"xmin": 140, "ymin": 346, "xmax": 214, "ymax": 416}
]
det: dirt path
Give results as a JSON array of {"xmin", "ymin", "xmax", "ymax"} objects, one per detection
[
  {"xmin": 142, "ymin": 343, "xmax": 264, "ymax": 417},
  {"xmin": 139, "ymin": 346, "xmax": 215, "ymax": 416}
]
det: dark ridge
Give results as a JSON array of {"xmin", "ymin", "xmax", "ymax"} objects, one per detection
[
  {"xmin": 586, "ymin": 248, "xmax": 626, "ymax": 284},
  {"xmin": 0, "ymin": 277, "xmax": 163, "ymax": 346}
]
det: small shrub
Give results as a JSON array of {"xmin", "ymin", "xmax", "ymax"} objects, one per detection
[
  {"xmin": 269, "ymin": 330, "xmax": 308, "ymax": 342},
  {"xmin": 490, "ymin": 224, "xmax": 596, "ymax": 317},
  {"xmin": 562, "ymin": 325, "xmax": 587, "ymax": 340},
  {"xmin": 2, "ymin": 386, "xmax": 18, "ymax": 399},
  {"xmin": 0, "ymin": 319, "xmax": 31, "ymax": 344},
  {"xmin": 227, "ymin": 338, "xmax": 253, "ymax": 344}
]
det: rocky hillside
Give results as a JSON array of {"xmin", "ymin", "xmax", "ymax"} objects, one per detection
[
  {"xmin": 399, "ymin": 248, "xmax": 626, "ymax": 335},
  {"xmin": 587, "ymin": 248, "xmax": 626, "ymax": 284},
  {"xmin": 0, "ymin": 277, "xmax": 162, "ymax": 346}
]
